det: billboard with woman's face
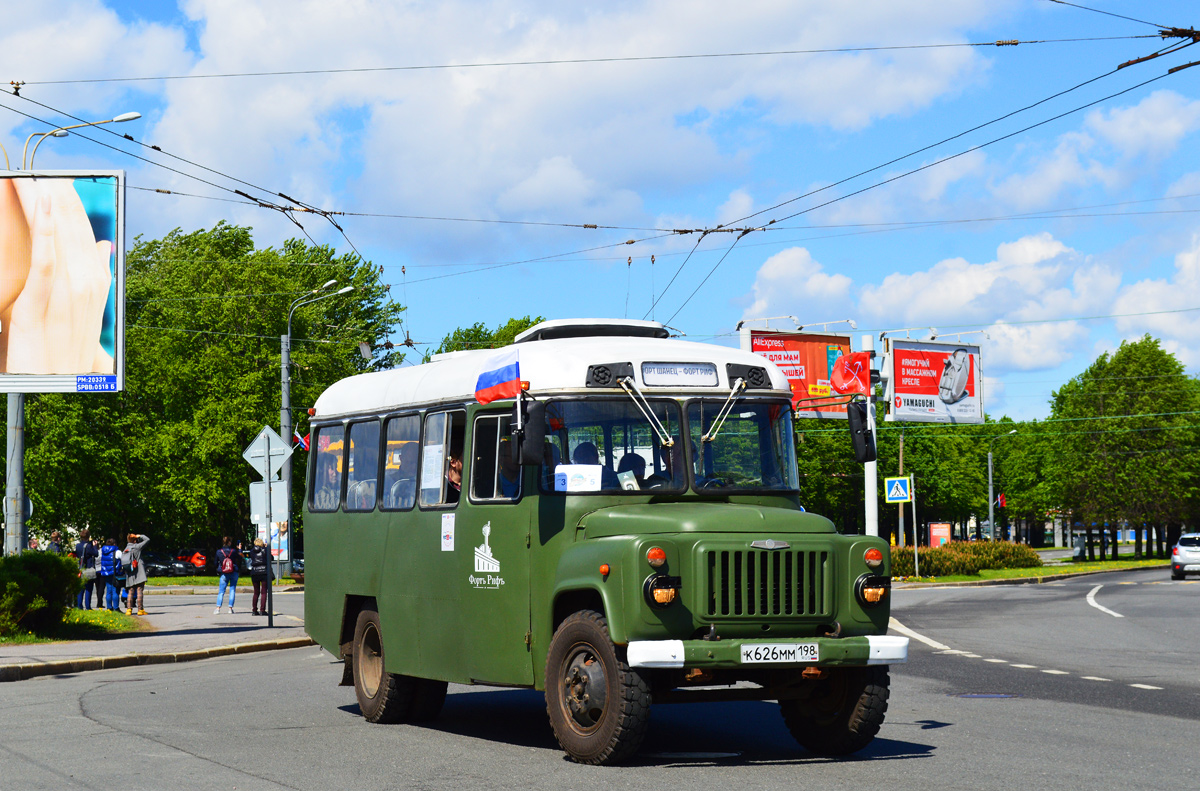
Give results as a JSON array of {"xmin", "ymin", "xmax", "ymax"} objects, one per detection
[{"xmin": 0, "ymin": 171, "xmax": 124, "ymax": 392}]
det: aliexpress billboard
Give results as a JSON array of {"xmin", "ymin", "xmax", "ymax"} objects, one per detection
[{"xmin": 749, "ymin": 330, "xmax": 851, "ymax": 418}]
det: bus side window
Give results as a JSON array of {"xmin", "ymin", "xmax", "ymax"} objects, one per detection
[
  {"xmin": 310, "ymin": 424, "xmax": 345, "ymax": 512},
  {"xmin": 345, "ymin": 419, "xmax": 380, "ymax": 512},
  {"xmin": 471, "ymin": 414, "xmax": 519, "ymax": 501},
  {"xmin": 382, "ymin": 414, "xmax": 419, "ymax": 510},
  {"xmin": 420, "ymin": 410, "xmax": 466, "ymax": 507}
]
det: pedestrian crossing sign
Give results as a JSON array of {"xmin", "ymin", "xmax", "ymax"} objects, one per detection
[{"xmin": 884, "ymin": 476, "xmax": 912, "ymax": 503}]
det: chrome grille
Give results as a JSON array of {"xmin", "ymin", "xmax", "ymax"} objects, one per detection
[{"xmin": 703, "ymin": 548, "xmax": 832, "ymax": 618}]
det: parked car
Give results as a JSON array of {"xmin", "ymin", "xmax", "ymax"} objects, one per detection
[
  {"xmin": 175, "ymin": 548, "xmax": 208, "ymax": 572},
  {"xmin": 1171, "ymin": 534, "xmax": 1200, "ymax": 580},
  {"xmin": 290, "ymin": 551, "xmax": 304, "ymax": 576},
  {"xmin": 142, "ymin": 551, "xmax": 188, "ymax": 577}
]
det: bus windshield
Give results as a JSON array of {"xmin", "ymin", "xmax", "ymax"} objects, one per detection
[
  {"xmin": 687, "ymin": 400, "xmax": 799, "ymax": 492},
  {"xmin": 540, "ymin": 399, "xmax": 686, "ymax": 493}
]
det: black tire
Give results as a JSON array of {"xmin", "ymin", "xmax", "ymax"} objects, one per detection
[
  {"xmin": 545, "ymin": 610, "xmax": 651, "ymax": 765},
  {"xmin": 1171, "ymin": 571, "xmax": 1185, "ymax": 581},
  {"xmin": 780, "ymin": 665, "xmax": 890, "ymax": 756},
  {"xmin": 352, "ymin": 607, "xmax": 416, "ymax": 724}
]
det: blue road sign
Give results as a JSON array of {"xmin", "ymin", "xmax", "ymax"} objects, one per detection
[{"xmin": 884, "ymin": 476, "xmax": 912, "ymax": 503}]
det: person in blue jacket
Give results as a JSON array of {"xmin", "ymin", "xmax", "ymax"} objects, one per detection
[{"xmin": 98, "ymin": 537, "xmax": 122, "ymax": 611}]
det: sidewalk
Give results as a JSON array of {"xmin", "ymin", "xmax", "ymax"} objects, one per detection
[{"xmin": 0, "ymin": 587, "xmax": 316, "ymax": 682}]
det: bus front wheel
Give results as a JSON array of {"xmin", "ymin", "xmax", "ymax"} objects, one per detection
[
  {"xmin": 352, "ymin": 607, "xmax": 447, "ymax": 723},
  {"xmin": 544, "ymin": 610, "xmax": 651, "ymax": 765},
  {"xmin": 780, "ymin": 665, "xmax": 890, "ymax": 756}
]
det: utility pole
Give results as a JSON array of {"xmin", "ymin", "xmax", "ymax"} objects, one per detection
[{"xmin": 4, "ymin": 394, "xmax": 26, "ymax": 555}]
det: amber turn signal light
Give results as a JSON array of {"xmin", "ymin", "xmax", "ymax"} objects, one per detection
[
  {"xmin": 599, "ymin": 563, "xmax": 610, "ymax": 577},
  {"xmin": 647, "ymin": 547, "xmax": 666, "ymax": 568},
  {"xmin": 854, "ymin": 574, "xmax": 890, "ymax": 606},
  {"xmin": 864, "ymin": 547, "xmax": 884, "ymax": 569},
  {"xmin": 652, "ymin": 587, "xmax": 676, "ymax": 605}
]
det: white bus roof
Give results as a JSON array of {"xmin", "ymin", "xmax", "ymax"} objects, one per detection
[{"xmin": 313, "ymin": 319, "xmax": 792, "ymax": 418}]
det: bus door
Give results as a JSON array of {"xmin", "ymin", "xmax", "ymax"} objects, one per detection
[{"xmin": 459, "ymin": 410, "xmax": 534, "ymax": 686}]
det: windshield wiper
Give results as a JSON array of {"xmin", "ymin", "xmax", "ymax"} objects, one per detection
[
  {"xmin": 701, "ymin": 377, "xmax": 746, "ymax": 443},
  {"xmin": 617, "ymin": 376, "xmax": 674, "ymax": 449}
]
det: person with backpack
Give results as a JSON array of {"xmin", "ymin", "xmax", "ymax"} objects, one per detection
[
  {"xmin": 74, "ymin": 529, "xmax": 99, "ymax": 609},
  {"xmin": 214, "ymin": 536, "xmax": 242, "ymax": 615},
  {"xmin": 123, "ymin": 532, "xmax": 150, "ymax": 616},
  {"xmin": 248, "ymin": 538, "xmax": 273, "ymax": 616},
  {"xmin": 98, "ymin": 537, "xmax": 121, "ymax": 611},
  {"xmin": 113, "ymin": 544, "xmax": 128, "ymax": 610}
]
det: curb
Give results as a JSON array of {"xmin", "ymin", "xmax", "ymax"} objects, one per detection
[
  {"xmin": 144, "ymin": 586, "xmax": 304, "ymax": 595},
  {"xmin": 895, "ymin": 564, "xmax": 1170, "ymax": 590},
  {"xmin": 0, "ymin": 636, "xmax": 316, "ymax": 683}
]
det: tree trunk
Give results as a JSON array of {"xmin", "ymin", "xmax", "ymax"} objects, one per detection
[
  {"xmin": 1110, "ymin": 524, "xmax": 1119, "ymax": 561},
  {"xmin": 1086, "ymin": 525, "xmax": 1095, "ymax": 561},
  {"xmin": 1134, "ymin": 523, "xmax": 1142, "ymax": 559}
]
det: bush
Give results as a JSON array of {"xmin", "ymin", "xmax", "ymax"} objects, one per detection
[
  {"xmin": 890, "ymin": 541, "xmax": 1042, "ymax": 578},
  {"xmin": 0, "ymin": 552, "xmax": 81, "ymax": 637}
]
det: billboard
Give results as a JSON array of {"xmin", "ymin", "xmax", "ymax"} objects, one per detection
[
  {"xmin": 887, "ymin": 339, "xmax": 983, "ymax": 424},
  {"xmin": 0, "ymin": 171, "xmax": 124, "ymax": 393},
  {"xmin": 748, "ymin": 330, "xmax": 851, "ymax": 418}
]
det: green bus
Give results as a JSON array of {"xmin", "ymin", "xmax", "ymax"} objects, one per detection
[{"xmin": 303, "ymin": 318, "xmax": 905, "ymax": 765}]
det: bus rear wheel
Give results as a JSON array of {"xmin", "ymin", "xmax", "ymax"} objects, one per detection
[
  {"xmin": 544, "ymin": 610, "xmax": 650, "ymax": 765},
  {"xmin": 780, "ymin": 665, "xmax": 890, "ymax": 756},
  {"xmin": 352, "ymin": 607, "xmax": 447, "ymax": 723}
]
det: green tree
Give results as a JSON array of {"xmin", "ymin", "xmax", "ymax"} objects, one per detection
[
  {"xmin": 1048, "ymin": 335, "xmax": 1200, "ymax": 557},
  {"xmin": 20, "ymin": 222, "xmax": 405, "ymax": 550},
  {"xmin": 430, "ymin": 315, "xmax": 545, "ymax": 356}
]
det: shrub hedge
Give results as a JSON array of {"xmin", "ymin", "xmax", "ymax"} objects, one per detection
[
  {"xmin": 890, "ymin": 541, "xmax": 1042, "ymax": 578},
  {"xmin": 0, "ymin": 552, "xmax": 81, "ymax": 637}
]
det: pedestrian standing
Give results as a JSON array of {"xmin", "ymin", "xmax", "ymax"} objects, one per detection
[
  {"xmin": 98, "ymin": 538, "xmax": 121, "ymax": 611},
  {"xmin": 74, "ymin": 529, "xmax": 99, "ymax": 609},
  {"xmin": 123, "ymin": 533, "xmax": 150, "ymax": 616},
  {"xmin": 248, "ymin": 538, "xmax": 273, "ymax": 616},
  {"xmin": 214, "ymin": 536, "xmax": 242, "ymax": 615},
  {"xmin": 113, "ymin": 544, "xmax": 128, "ymax": 609},
  {"xmin": 47, "ymin": 530, "xmax": 63, "ymax": 555}
]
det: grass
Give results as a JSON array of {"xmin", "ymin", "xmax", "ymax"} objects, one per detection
[
  {"xmin": 899, "ymin": 557, "xmax": 1167, "ymax": 584},
  {"xmin": 0, "ymin": 607, "xmax": 149, "ymax": 645},
  {"xmin": 144, "ymin": 575, "xmax": 299, "ymax": 587}
]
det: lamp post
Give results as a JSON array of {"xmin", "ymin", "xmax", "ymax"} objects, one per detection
[
  {"xmin": 23, "ymin": 112, "xmax": 142, "ymax": 169},
  {"xmin": 279, "ymin": 283, "xmax": 353, "ymax": 580},
  {"xmin": 988, "ymin": 429, "xmax": 1017, "ymax": 541}
]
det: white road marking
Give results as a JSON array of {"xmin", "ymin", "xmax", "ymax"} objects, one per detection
[
  {"xmin": 1041, "ymin": 669, "xmax": 1069, "ymax": 675},
  {"xmin": 1086, "ymin": 585, "xmax": 1124, "ymax": 618},
  {"xmin": 984, "ymin": 658, "xmax": 1007, "ymax": 663},
  {"xmin": 962, "ymin": 653, "xmax": 982, "ymax": 658},
  {"xmin": 1129, "ymin": 683, "xmax": 1163, "ymax": 690},
  {"xmin": 888, "ymin": 617, "xmax": 950, "ymax": 650},
  {"xmin": 1080, "ymin": 676, "xmax": 1111, "ymax": 682},
  {"xmin": 1011, "ymin": 664, "xmax": 1038, "ymax": 669}
]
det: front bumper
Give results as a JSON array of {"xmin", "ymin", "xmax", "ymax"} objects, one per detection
[{"xmin": 626, "ymin": 634, "xmax": 908, "ymax": 669}]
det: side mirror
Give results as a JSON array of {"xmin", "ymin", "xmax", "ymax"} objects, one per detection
[
  {"xmin": 511, "ymin": 399, "xmax": 546, "ymax": 465},
  {"xmin": 846, "ymin": 401, "xmax": 877, "ymax": 463}
]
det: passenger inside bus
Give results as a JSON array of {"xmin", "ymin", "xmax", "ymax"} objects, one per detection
[
  {"xmin": 497, "ymin": 438, "xmax": 521, "ymax": 498},
  {"xmin": 313, "ymin": 456, "xmax": 340, "ymax": 511},
  {"xmin": 446, "ymin": 452, "xmax": 463, "ymax": 503},
  {"xmin": 387, "ymin": 442, "xmax": 417, "ymax": 509},
  {"xmin": 615, "ymin": 452, "xmax": 646, "ymax": 489},
  {"xmin": 571, "ymin": 441, "xmax": 619, "ymax": 489}
]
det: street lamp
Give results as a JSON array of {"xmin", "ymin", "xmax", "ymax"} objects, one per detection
[
  {"xmin": 279, "ymin": 282, "xmax": 354, "ymax": 576},
  {"xmin": 988, "ymin": 429, "xmax": 1017, "ymax": 541},
  {"xmin": 23, "ymin": 111, "xmax": 142, "ymax": 169}
]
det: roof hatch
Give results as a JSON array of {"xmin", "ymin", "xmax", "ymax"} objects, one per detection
[{"xmin": 514, "ymin": 318, "xmax": 670, "ymax": 343}]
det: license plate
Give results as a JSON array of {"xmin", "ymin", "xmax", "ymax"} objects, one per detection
[{"xmin": 739, "ymin": 643, "xmax": 819, "ymax": 664}]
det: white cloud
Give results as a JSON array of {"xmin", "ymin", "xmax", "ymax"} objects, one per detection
[
  {"xmin": 742, "ymin": 246, "xmax": 852, "ymax": 320},
  {"xmin": 1085, "ymin": 90, "xmax": 1200, "ymax": 160},
  {"xmin": 1111, "ymin": 235, "xmax": 1200, "ymax": 365}
]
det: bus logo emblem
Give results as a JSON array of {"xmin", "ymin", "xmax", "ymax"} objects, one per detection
[{"xmin": 474, "ymin": 523, "xmax": 501, "ymax": 573}]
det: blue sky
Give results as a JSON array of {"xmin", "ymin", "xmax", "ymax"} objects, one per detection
[{"xmin": 3, "ymin": 1, "xmax": 1200, "ymax": 420}]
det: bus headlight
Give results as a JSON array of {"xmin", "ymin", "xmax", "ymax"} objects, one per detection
[
  {"xmin": 643, "ymin": 574, "xmax": 682, "ymax": 608},
  {"xmin": 854, "ymin": 574, "xmax": 890, "ymax": 606}
]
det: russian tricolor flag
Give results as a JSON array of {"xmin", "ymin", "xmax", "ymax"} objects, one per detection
[
  {"xmin": 294, "ymin": 431, "xmax": 309, "ymax": 451},
  {"xmin": 475, "ymin": 349, "xmax": 521, "ymax": 404}
]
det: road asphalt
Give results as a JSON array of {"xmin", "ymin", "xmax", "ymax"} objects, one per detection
[{"xmin": 0, "ymin": 585, "xmax": 313, "ymax": 682}]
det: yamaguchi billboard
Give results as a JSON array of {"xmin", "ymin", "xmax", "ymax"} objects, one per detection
[
  {"xmin": 887, "ymin": 339, "xmax": 983, "ymax": 424},
  {"xmin": 748, "ymin": 330, "xmax": 851, "ymax": 418},
  {"xmin": 0, "ymin": 171, "xmax": 124, "ymax": 393}
]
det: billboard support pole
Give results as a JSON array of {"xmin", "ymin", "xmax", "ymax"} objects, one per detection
[
  {"xmin": 911, "ymin": 475, "xmax": 919, "ymax": 575},
  {"xmin": 897, "ymin": 427, "xmax": 905, "ymax": 548},
  {"xmin": 862, "ymin": 334, "xmax": 878, "ymax": 537},
  {"xmin": 4, "ymin": 394, "xmax": 25, "ymax": 555}
]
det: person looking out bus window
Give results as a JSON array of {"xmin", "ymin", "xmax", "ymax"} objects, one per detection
[
  {"xmin": 446, "ymin": 452, "xmax": 463, "ymax": 503},
  {"xmin": 314, "ymin": 457, "xmax": 340, "ymax": 511}
]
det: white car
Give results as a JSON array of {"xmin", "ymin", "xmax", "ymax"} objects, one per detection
[{"xmin": 1170, "ymin": 534, "xmax": 1200, "ymax": 580}]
